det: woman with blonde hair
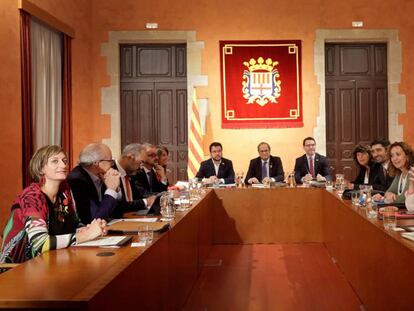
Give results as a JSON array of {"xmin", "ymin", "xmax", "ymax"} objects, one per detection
[{"xmin": 0, "ymin": 145, "xmax": 106, "ymax": 263}]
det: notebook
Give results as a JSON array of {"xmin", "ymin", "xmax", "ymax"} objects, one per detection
[{"xmin": 74, "ymin": 236, "xmax": 132, "ymax": 247}]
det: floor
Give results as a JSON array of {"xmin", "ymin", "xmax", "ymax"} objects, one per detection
[{"xmin": 183, "ymin": 243, "xmax": 361, "ymax": 311}]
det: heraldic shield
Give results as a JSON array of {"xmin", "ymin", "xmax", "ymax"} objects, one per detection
[{"xmin": 242, "ymin": 57, "xmax": 281, "ymax": 107}]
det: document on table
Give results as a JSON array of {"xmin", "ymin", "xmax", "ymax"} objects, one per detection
[
  {"xmin": 401, "ymin": 232, "xmax": 414, "ymax": 242},
  {"xmin": 251, "ymin": 184, "xmax": 265, "ymax": 188},
  {"xmin": 74, "ymin": 236, "xmax": 132, "ymax": 247},
  {"xmin": 107, "ymin": 218, "xmax": 158, "ymax": 226}
]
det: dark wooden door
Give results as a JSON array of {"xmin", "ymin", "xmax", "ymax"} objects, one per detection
[
  {"xmin": 325, "ymin": 43, "xmax": 388, "ymax": 180},
  {"xmin": 120, "ymin": 44, "xmax": 188, "ymax": 183}
]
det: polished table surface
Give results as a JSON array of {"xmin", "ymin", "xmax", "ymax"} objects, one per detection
[{"xmin": 0, "ymin": 187, "xmax": 413, "ymax": 310}]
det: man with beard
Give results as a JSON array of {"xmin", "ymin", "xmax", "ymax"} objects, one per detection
[{"xmin": 196, "ymin": 142, "xmax": 235, "ymax": 184}]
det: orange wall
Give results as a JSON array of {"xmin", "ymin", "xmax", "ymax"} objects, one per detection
[
  {"xmin": 0, "ymin": 0, "xmax": 414, "ymax": 225},
  {"xmin": 89, "ymin": 0, "xmax": 414, "ymax": 173}
]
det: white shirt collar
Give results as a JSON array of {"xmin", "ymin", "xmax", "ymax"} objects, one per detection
[{"xmin": 115, "ymin": 160, "xmax": 127, "ymax": 177}]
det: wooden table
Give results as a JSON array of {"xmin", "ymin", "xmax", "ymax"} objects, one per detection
[{"xmin": 0, "ymin": 188, "xmax": 413, "ymax": 310}]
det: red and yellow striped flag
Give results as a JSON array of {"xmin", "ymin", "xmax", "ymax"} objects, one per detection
[{"xmin": 188, "ymin": 88, "xmax": 204, "ymax": 179}]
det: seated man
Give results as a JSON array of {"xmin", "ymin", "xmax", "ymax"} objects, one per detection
[
  {"xmin": 132, "ymin": 143, "xmax": 168, "ymax": 194},
  {"xmin": 245, "ymin": 142, "xmax": 284, "ymax": 184},
  {"xmin": 294, "ymin": 137, "xmax": 331, "ymax": 184},
  {"xmin": 114, "ymin": 143, "xmax": 156, "ymax": 213},
  {"xmin": 370, "ymin": 138, "xmax": 394, "ymax": 190},
  {"xmin": 67, "ymin": 143, "xmax": 122, "ymax": 224},
  {"xmin": 196, "ymin": 142, "xmax": 235, "ymax": 184}
]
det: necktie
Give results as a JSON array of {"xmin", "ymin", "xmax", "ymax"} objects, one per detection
[
  {"xmin": 309, "ymin": 157, "xmax": 315, "ymax": 178},
  {"xmin": 262, "ymin": 161, "xmax": 268, "ymax": 179},
  {"xmin": 147, "ymin": 171, "xmax": 153, "ymax": 192},
  {"xmin": 124, "ymin": 175, "xmax": 133, "ymax": 202}
]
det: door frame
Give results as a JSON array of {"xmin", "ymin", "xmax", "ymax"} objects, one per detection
[
  {"xmin": 101, "ymin": 31, "xmax": 207, "ymax": 159},
  {"xmin": 314, "ymin": 29, "xmax": 405, "ymax": 155}
]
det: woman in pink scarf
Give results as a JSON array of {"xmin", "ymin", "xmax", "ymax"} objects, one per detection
[{"xmin": 0, "ymin": 145, "xmax": 106, "ymax": 263}]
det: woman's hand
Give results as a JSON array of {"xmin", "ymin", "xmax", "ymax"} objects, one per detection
[
  {"xmin": 76, "ymin": 218, "xmax": 107, "ymax": 244},
  {"xmin": 372, "ymin": 193, "xmax": 384, "ymax": 202},
  {"xmin": 384, "ymin": 191, "xmax": 397, "ymax": 203}
]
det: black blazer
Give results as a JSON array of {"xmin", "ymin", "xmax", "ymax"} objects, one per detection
[
  {"xmin": 294, "ymin": 153, "xmax": 331, "ymax": 183},
  {"xmin": 245, "ymin": 156, "xmax": 284, "ymax": 183},
  {"xmin": 67, "ymin": 165, "xmax": 122, "ymax": 224},
  {"xmin": 196, "ymin": 158, "xmax": 235, "ymax": 184},
  {"xmin": 131, "ymin": 168, "xmax": 168, "ymax": 194},
  {"xmin": 113, "ymin": 163, "xmax": 147, "ymax": 212},
  {"xmin": 351, "ymin": 162, "xmax": 389, "ymax": 192}
]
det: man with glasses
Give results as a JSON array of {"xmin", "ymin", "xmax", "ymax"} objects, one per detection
[
  {"xmin": 132, "ymin": 143, "xmax": 168, "ymax": 194},
  {"xmin": 245, "ymin": 142, "xmax": 284, "ymax": 185},
  {"xmin": 68, "ymin": 143, "xmax": 122, "ymax": 224},
  {"xmin": 294, "ymin": 137, "xmax": 331, "ymax": 184},
  {"xmin": 113, "ymin": 143, "xmax": 156, "ymax": 212}
]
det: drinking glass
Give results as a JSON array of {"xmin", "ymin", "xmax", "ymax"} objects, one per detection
[
  {"xmin": 383, "ymin": 206, "xmax": 398, "ymax": 230},
  {"xmin": 189, "ymin": 178, "xmax": 199, "ymax": 201},
  {"xmin": 351, "ymin": 191, "xmax": 360, "ymax": 206},
  {"xmin": 137, "ymin": 224, "xmax": 153, "ymax": 246},
  {"xmin": 177, "ymin": 192, "xmax": 190, "ymax": 211},
  {"xmin": 366, "ymin": 203, "xmax": 378, "ymax": 219},
  {"xmin": 335, "ymin": 174, "xmax": 345, "ymax": 197},
  {"xmin": 236, "ymin": 170, "xmax": 244, "ymax": 187},
  {"xmin": 160, "ymin": 193, "xmax": 175, "ymax": 221},
  {"xmin": 287, "ymin": 172, "xmax": 296, "ymax": 188},
  {"xmin": 325, "ymin": 180, "xmax": 333, "ymax": 191}
]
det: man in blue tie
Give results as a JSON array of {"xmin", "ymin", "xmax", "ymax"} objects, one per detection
[
  {"xmin": 293, "ymin": 137, "xmax": 331, "ymax": 184},
  {"xmin": 245, "ymin": 142, "xmax": 284, "ymax": 185}
]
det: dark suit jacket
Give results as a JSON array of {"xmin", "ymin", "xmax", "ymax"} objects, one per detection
[
  {"xmin": 67, "ymin": 165, "xmax": 122, "ymax": 224},
  {"xmin": 294, "ymin": 153, "xmax": 331, "ymax": 183},
  {"xmin": 113, "ymin": 163, "xmax": 147, "ymax": 212},
  {"xmin": 196, "ymin": 158, "xmax": 235, "ymax": 184},
  {"xmin": 377, "ymin": 163, "xmax": 394, "ymax": 192},
  {"xmin": 245, "ymin": 156, "xmax": 284, "ymax": 183},
  {"xmin": 132, "ymin": 168, "xmax": 168, "ymax": 194},
  {"xmin": 351, "ymin": 162, "xmax": 389, "ymax": 192}
]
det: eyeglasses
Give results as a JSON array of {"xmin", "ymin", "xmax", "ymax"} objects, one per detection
[
  {"xmin": 305, "ymin": 144, "xmax": 316, "ymax": 147},
  {"xmin": 147, "ymin": 153, "xmax": 157, "ymax": 158},
  {"xmin": 99, "ymin": 159, "xmax": 115, "ymax": 165}
]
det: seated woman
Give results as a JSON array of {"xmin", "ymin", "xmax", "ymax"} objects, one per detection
[
  {"xmin": 374, "ymin": 142, "xmax": 414, "ymax": 204},
  {"xmin": 406, "ymin": 167, "xmax": 414, "ymax": 211},
  {"xmin": 0, "ymin": 145, "xmax": 106, "ymax": 263},
  {"xmin": 347, "ymin": 144, "xmax": 387, "ymax": 191}
]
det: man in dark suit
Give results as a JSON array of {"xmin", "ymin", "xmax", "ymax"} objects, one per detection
[
  {"xmin": 67, "ymin": 143, "xmax": 122, "ymax": 224},
  {"xmin": 196, "ymin": 142, "xmax": 235, "ymax": 184},
  {"xmin": 245, "ymin": 142, "xmax": 284, "ymax": 184},
  {"xmin": 294, "ymin": 137, "xmax": 331, "ymax": 184},
  {"xmin": 114, "ymin": 143, "xmax": 156, "ymax": 213},
  {"xmin": 370, "ymin": 138, "xmax": 394, "ymax": 190},
  {"xmin": 132, "ymin": 143, "xmax": 168, "ymax": 194}
]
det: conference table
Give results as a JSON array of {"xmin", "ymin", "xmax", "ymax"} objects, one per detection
[{"xmin": 0, "ymin": 187, "xmax": 413, "ymax": 310}]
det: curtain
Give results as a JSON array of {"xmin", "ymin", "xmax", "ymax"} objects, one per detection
[
  {"xmin": 20, "ymin": 11, "xmax": 33, "ymax": 188},
  {"xmin": 62, "ymin": 35, "xmax": 72, "ymax": 167},
  {"xmin": 30, "ymin": 18, "xmax": 63, "ymax": 150}
]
